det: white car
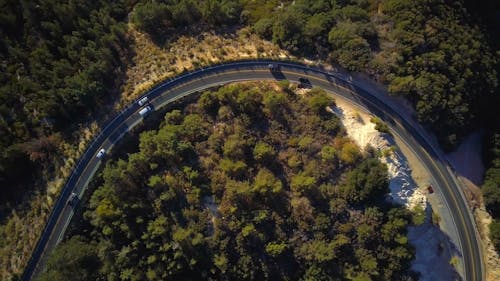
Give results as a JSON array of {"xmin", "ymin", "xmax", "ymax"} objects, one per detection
[
  {"xmin": 68, "ymin": 192, "xmax": 78, "ymax": 206},
  {"xmin": 96, "ymin": 148, "xmax": 106, "ymax": 159},
  {"xmin": 139, "ymin": 106, "xmax": 153, "ymax": 117},
  {"xmin": 137, "ymin": 96, "xmax": 149, "ymax": 106}
]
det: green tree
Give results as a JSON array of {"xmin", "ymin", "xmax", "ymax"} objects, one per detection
[
  {"xmin": 131, "ymin": 2, "xmax": 172, "ymax": 36},
  {"xmin": 170, "ymin": 0, "xmax": 201, "ymax": 26},
  {"xmin": 198, "ymin": 91, "xmax": 220, "ymax": 117},
  {"xmin": 272, "ymin": 10, "xmax": 304, "ymax": 51},
  {"xmin": 328, "ymin": 21, "xmax": 372, "ymax": 71},
  {"xmin": 223, "ymin": 134, "xmax": 247, "ymax": 160},
  {"xmin": 37, "ymin": 236, "xmax": 100, "ymax": 281},
  {"xmin": 489, "ymin": 219, "xmax": 500, "ymax": 251},
  {"xmin": 252, "ymin": 168, "xmax": 282, "ymax": 195},
  {"xmin": 265, "ymin": 241, "xmax": 287, "ymax": 257},
  {"xmin": 181, "ymin": 113, "xmax": 208, "ymax": 142},
  {"xmin": 302, "ymin": 264, "xmax": 335, "ymax": 281},
  {"xmin": 320, "ymin": 145, "xmax": 336, "ymax": 163},
  {"xmin": 220, "ymin": 158, "xmax": 247, "ymax": 178},
  {"xmin": 262, "ymin": 91, "xmax": 287, "ymax": 118},
  {"xmin": 340, "ymin": 158, "xmax": 388, "ymax": 204},
  {"xmin": 253, "ymin": 18, "xmax": 274, "ymax": 39},
  {"xmin": 253, "ymin": 141, "xmax": 276, "ymax": 164},
  {"xmin": 383, "ymin": 0, "xmax": 498, "ymax": 148},
  {"xmin": 483, "ymin": 178, "xmax": 500, "ymax": 216},
  {"xmin": 306, "ymin": 88, "xmax": 332, "ymax": 115},
  {"xmin": 291, "ymin": 172, "xmax": 316, "ymax": 195}
]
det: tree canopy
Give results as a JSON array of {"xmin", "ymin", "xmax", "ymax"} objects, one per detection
[
  {"xmin": 0, "ymin": 0, "xmax": 129, "ymax": 203},
  {"xmin": 246, "ymin": 0, "xmax": 498, "ymax": 148},
  {"xmin": 44, "ymin": 83, "xmax": 416, "ymax": 281}
]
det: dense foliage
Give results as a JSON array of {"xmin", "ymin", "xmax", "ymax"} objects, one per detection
[
  {"xmin": 131, "ymin": 0, "xmax": 242, "ymax": 39},
  {"xmin": 249, "ymin": 0, "xmax": 376, "ymax": 70},
  {"xmin": 244, "ymin": 0, "xmax": 498, "ymax": 148},
  {"xmin": 382, "ymin": 0, "xmax": 498, "ymax": 149},
  {"xmin": 37, "ymin": 236, "xmax": 100, "ymax": 281},
  {"xmin": 0, "ymin": 0, "xmax": 128, "ymax": 203},
  {"xmin": 1, "ymin": 0, "xmax": 497, "ymax": 204},
  {"xmin": 42, "ymin": 84, "xmax": 416, "ymax": 280},
  {"xmin": 0, "ymin": 0, "xmax": 494, "ymax": 279}
]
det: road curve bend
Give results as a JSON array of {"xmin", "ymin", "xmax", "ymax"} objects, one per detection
[{"xmin": 21, "ymin": 61, "xmax": 483, "ymax": 281}]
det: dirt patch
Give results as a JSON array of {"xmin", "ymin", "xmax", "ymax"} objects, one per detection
[{"xmin": 459, "ymin": 176, "xmax": 483, "ymax": 210}]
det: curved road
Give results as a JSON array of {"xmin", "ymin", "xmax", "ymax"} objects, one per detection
[{"xmin": 22, "ymin": 61, "xmax": 482, "ymax": 281}]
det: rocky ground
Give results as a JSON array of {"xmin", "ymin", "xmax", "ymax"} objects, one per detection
[{"xmin": 331, "ymin": 97, "xmax": 460, "ymax": 281}]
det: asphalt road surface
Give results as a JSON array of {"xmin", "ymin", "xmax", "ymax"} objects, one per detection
[{"xmin": 21, "ymin": 61, "xmax": 483, "ymax": 281}]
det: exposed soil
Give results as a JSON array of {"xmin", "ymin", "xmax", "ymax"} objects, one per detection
[{"xmin": 331, "ymin": 96, "xmax": 459, "ymax": 281}]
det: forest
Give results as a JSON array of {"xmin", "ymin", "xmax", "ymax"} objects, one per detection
[
  {"xmin": 1, "ymin": 0, "xmax": 497, "ymax": 206},
  {"xmin": 0, "ymin": 0, "xmax": 129, "ymax": 206},
  {"xmin": 0, "ymin": 0, "xmax": 498, "ymax": 279},
  {"xmin": 244, "ymin": 0, "xmax": 498, "ymax": 149},
  {"xmin": 128, "ymin": 0, "xmax": 499, "ymax": 250},
  {"xmin": 38, "ymin": 83, "xmax": 417, "ymax": 281}
]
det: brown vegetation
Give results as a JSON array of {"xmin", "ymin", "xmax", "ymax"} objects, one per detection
[{"xmin": 120, "ymin": 25, "xmax": 291, "ymax": 106}]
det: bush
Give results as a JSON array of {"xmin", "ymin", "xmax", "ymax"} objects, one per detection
[
  {"xmin": 490, "ymin": 219, "xmax": 500, "ymax": 251},
  {"xmin": 131, "ymin": 2, "xmax": 172, "ymax": 37},
  {"xmin": 37, "ymin": 237, "xmax": 100, "ymax": 281},
  {"xmin": 253, "ymin": 142, "xmax": 276, "ymax": 164},
  {"xmin": 370, "ymin": 116, "xmax": 391, "ymax": 135},
  {"xmin": 253, "ymin": 18, "xmax": 274, "ymax": 39},
  {"xmin": 307, "ymin": 88, "xmax": 332, "ymax": 115},
  {"xmin": 411, "ymin": 205, "xmax": 426, "ymax": 225}
]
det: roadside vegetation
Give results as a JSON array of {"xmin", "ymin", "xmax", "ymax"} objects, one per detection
[
  {"xmin": 39, "ymin": 83, "xmax": 417, "ymax": 281},
  {"xmin": 370, "ymin": 117, "xmax": 390, "ymax": 135},
  {"xmin": 482, "ymin": 134, "xmax": 500, "ymax": 251},
  {"xmin": 121, "ymin": 26, "xmax": 288, "ymax": 106}
]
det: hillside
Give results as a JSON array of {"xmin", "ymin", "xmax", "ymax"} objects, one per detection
[
  {"xmin": 38, "ymin": 83, "xmax": 417, "ymax": 281},
  {"xmin": 0, "ymin": 0, "xmax": 497, "ymax": 280}
]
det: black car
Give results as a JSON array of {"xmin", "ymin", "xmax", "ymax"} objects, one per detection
[{"xmin": 298, "ymin": 77, "xmax": 312, "ymax": 88}]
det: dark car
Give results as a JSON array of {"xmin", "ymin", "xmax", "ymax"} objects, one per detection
[
  {"xmin": 298, "ymin": 77, "xmax": 312, "ymax": 88},
  {"xmin": 427, "ymin": 185, "xmax": 434, "ymax": 194}
]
